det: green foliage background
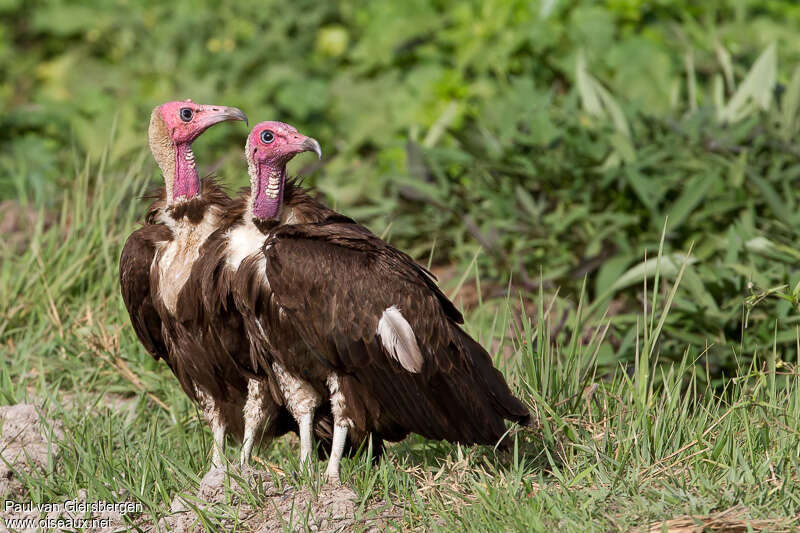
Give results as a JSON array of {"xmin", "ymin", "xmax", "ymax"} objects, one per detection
[{"xmin": 3, "ymin": 0, "xmax": 800, "ymax": 376}]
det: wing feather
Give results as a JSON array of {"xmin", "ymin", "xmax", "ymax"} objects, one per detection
[
  {"xmin": 259, "ymin": 221, "xmax": 530, "ymax": 446},
  {"xmin": 119, "ymin": 225, "xmax": 172, "ymax": 363}
]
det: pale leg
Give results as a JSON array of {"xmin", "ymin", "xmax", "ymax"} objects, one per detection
[
  {"xmin": 271, "ymin": 363, "xmax": 320, "ymax": 470},
  {"xmin": 197, "ymin": 388, "xmax": 227, "ymax": 468},
  {"xmin": 325, "ymin": 374, "xmax": 351, "ymax": 484},
  {"xmin": 299, "ymin": 412, "xmax": 314, "ymax": 466},
  {"xmin": 211, "ymin": 418, "xmax": 227, "ymax": 468},
  {"xmin": 240, "ymin": 378, "xmax": 267, "ymax": 466},
  {"xmin": 325, "ymin": 423, "xmax": 348, "ymax": 484}
]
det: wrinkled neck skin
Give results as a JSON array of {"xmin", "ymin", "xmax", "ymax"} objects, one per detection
[
  {"xmin": 171, "ymin": 143, "xmax": 199, "ymax": 204},
  {"xmin": 250, "ymin": 158, "xmax": 286, "ymax": 227},
  {"xmin": 148, "ymin": 111, "xmax": 200, "ymax": 208}
]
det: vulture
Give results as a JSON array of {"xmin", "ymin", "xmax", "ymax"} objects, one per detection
[
  {"xmin": 228, "ymin": 121, "xmax": 532, "ymax": 483},
  {"xmin": 187, "ymin": 124, "xmax": 382, "ymax": 465},
  {"xmin": 119, "ymin": 99, "xmax": 253, "ymax": 466},
  {"xmin": 119, "ymin": 101, "xmax": 335, "ymax": 468}
]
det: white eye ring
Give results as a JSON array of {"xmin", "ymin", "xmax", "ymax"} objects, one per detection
[{"xmin": 260, "ymin": 130, "xmax": 275, "ymax": 144}]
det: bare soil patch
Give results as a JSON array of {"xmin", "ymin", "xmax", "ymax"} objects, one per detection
[
  {"xmin": 0, "ymin": 402, "xmax": 399, "ymax": 532},
  {"xmin": 158, "ymin": 465, "xmax": 397, "ymax": 532},
  {"xmin": 0, "ymin": 403, "xmax": 62, "ymax": 500}
]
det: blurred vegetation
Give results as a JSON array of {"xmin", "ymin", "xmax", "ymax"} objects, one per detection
[{"xmin": 3, "ymin": 0, "xmax": 800, "ymax": 377}]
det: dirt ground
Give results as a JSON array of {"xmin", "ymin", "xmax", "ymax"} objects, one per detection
[
  {"xmin": 0, "ymin": 402, "xmax": 396, "ymax": 532},
  {"xmin": 0, "ymin": 404, "xmax": 62, "ymax": 502},
  {"xmin": 158, "ymin": 466, "xmax": 394, "ymax": 532}
]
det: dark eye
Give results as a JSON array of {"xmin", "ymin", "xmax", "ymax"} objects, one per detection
[
  {"xmin": 260, "ymin": 130, "xmax": 275, "ymax": 144},
  {"xmin": 179, "ymin": 108, "xmax": 194, "ymax": 122}
]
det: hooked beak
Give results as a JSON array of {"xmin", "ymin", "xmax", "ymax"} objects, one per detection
[
  {"xmin": 299, "ymin": 137, "xmax": 322, "ymax": 159},
  {"xmin": 197, "ymin": 106, "xmax": 248, "ymax": 130}
]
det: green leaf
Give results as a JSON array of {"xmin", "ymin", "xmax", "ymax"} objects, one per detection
[
  {"xmin": 719, "ymin": 43, "xmax": 776, "ymax": 123},
  {"xmin": 681, "ymin": 265, "xmax": 720, "ymax": 315},
  {"xmin": 595, "ymin": 254, "xmax": 634, "ymax": 297},
  {"xmin": 609, "ymin": 253, "xmax": 696, "ymax": 293},
  {"xmin": 665, "ymin": 173, "xmax": 718, "ymax": 231},
  {"xmin": 625, "ymin": 168, "xmax": 659, "ymax": 212},
  {"xmin": 715, "ymin": 41, "xmax": 735, "ymax": 92},
  {"xmin": 747, "ymin": 171, "xmax": 793, "ymax": 223},
  {"xmin": 745, "ymin": 236, "xmax": 800, "ymax": 262},
  {"xmin": 780, "ymin": 64, "xmax": 800, "ymax": 141},
  {"xmin": 576, "ymin": 51, "xmax": 603, "ymax": 117}
]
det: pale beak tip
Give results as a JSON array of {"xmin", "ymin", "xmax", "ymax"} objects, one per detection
[
  {"xmin": 219, "ymin": 106, "xmax": 247, "ymax": 125},
  {"xmin": 303, "ymin": 137, "xmax": 322, "ymax": 160}
]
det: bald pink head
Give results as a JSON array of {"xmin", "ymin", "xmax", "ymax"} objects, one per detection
[
  {"xmin": 149, "ymin": 99, "xmax": 247, "ymax": 204},
  {"xmin": 156, "ymin": 100, "xmax": 248, "ymax": 144},
  {"xmin": 245, "ymin": 121, "xmax": 321, "ymax": 221}
]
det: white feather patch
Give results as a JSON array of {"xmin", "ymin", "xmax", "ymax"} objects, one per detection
[
  {"xmin": 272, "ymin": 363, "xmax": 320, "ymax": 416},
  {"xmin": 156, "ymin": 207, "xmax": 222, "ymax": 315},
  {"xmin": 376, "ymin": 305, "xmax": 423, "ymax": 373},
  {"xmin": 326, "ymin": 374, "xmax": 354, "ymax": 428},
  {"xmin": 225, "ymin": 223, "xmax": 267, "ymax": 270}
]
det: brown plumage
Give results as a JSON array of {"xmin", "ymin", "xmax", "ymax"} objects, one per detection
[
  {"xmin": 120, "ymin": 177, "xmax": 230, "ymax": 386},
  {"xmin": 235, "ymin": 221, "xmax": 532, "ymax": 445},
  {"xmin": 228, "ymin": 121, "xmax": 530, "ymax": 483},
  {"xmin": 184, "ymin": 180, "xmax": 382, "ymax": 460},
  {"xmin": 119, "ymin": 223, "xmax": 172, "ymax": 366},
  {"xmin": 120, "ymin": 102, "xmax": 345, "ymax": 468},
  {"xmin": 120, "ymin": 179, "xmax": 281, "ymax": 453}
]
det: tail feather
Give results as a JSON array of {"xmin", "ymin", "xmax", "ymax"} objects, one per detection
[
  {"xmin": 359, "ymin": 325, "xmax": 531, "ymax": 448},
  {"xmin": 451, "ymin": 325, "xmax": 532, "ymax": 431}
]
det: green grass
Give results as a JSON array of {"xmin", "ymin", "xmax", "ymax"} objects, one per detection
[
  {"xmin": 6, "ymin": 1, "xmax": 800, "ymax": 374},
  {"xmin": 4, "ymin": 1, "xmax": 800, "ymax": 530},
  {"xmin": 1, "ymin": 147, "xmax": 799, "ymax": 532}
]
